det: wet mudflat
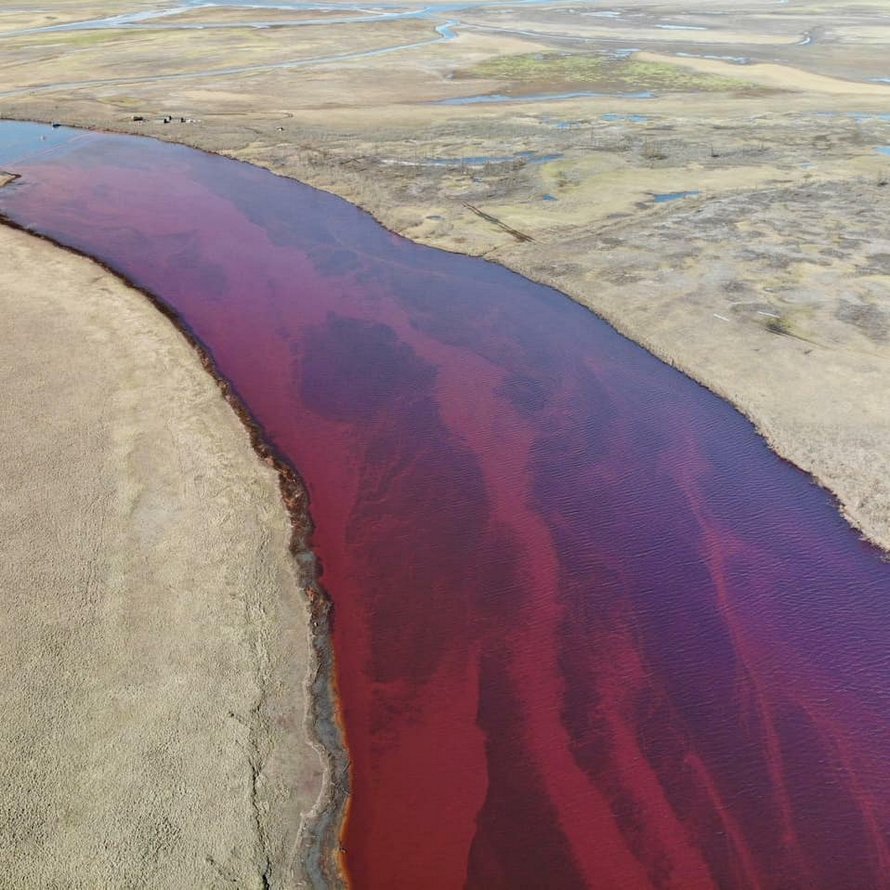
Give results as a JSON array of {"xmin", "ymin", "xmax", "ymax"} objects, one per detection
[{"xmin": 1, "ymin": 122, "xmax": 889, "ymax": 889}]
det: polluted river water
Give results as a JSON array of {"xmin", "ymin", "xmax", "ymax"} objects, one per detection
[{"xmin": 1, "ymin": 122, "xmax": 890, "ymax": 889}]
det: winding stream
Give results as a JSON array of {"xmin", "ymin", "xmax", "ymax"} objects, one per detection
[{"xmin": 1, "ymin": 122, "xmax": 890, "ymax": 889}]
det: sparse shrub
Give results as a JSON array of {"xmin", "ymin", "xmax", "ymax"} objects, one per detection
[
  {"xmin": 642, "ymin": 139, "xmax": 667, "ymax": 162},
  {"xmin": 765, "ymin": 315, "xmax": 791, "ymax": 335}
]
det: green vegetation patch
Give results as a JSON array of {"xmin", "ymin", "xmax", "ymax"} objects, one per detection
[
  {"xmin": 471, "ymin": 53, "xmax": 607, "ymax": 83},
  {"xmin": 621, "ymin": 60, "xmax": 752, "ymax": 92},
  {"xmin": 465, "ymin": 52, "xmax": 755, "ymax": 93}
]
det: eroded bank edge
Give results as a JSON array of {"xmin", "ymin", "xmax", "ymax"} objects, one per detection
[{"xmin": 0, "ymin": 211, "xmax": 350, "ymax": 890}]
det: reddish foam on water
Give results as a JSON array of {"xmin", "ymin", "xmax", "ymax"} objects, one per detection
[{"xmin": 2, "ymin": 123, "xmax": 890, "ymax": 889}]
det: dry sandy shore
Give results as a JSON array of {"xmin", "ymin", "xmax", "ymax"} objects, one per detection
[{"xmin": 0, "ymin": 225, "xmax": 323, "ymax": 888}]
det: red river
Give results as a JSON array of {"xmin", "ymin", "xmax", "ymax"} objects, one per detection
[{"xmin": 1, "ymin": 122, "xmax": 889, "ymax": 888}]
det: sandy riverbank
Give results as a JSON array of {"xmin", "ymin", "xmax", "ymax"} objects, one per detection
[{"xmin": 0, "ymin": 223, "xmax": 325, "ymax": 888}]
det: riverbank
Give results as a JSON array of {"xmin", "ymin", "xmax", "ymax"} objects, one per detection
[{"xmin": 0, "ymin": 223, "xmax": 325, "ymax": 888}]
